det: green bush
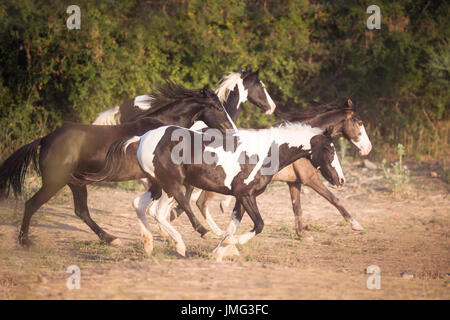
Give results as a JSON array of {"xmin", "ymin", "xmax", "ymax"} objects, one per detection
[{"xmin": 0, "ymin": 0, "xmax": 448, "ymax": 162}]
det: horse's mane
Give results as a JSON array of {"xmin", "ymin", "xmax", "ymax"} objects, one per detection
[
  {"xmin": 215, "ymin": 72, "xmax": 242, "ymax": 103},
  {"xmin": 274, "ymin": 101, "xmax": 342, "ymax": 122},
  {"xmin": 137, "ymin": 82, "xmax": 204, "ymax": 118}
]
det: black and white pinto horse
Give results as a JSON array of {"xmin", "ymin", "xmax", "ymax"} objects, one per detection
[
  {"xmin": 81, "ymin": 123, "xmax": 345, "ymax": 257},
  {"xmin": 0, "ymin": 84, "xmax": 237, "ymax": 246},
  {"xmin": 92, "ymin": 67, "xmax": 276, "ymax": 126},
  {"xmin": 184, "ymin": 99, "xmax": 373, "ymax": 239}
]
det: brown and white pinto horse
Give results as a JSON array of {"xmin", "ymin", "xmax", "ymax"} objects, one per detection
[
  {"xmin": 77, "ymin": 123, "xmax": 345, "ymax": 257},
  {"xmin": 177, "ymin": 98, "xmax": 372, "ymax": 237},
  {"xmin": 92, "ymin": 67, "xmax": 276, "ymax": 126},
  {"xmin": 0, "ymin": 84, "xmax": 236, "ymax": 247}
]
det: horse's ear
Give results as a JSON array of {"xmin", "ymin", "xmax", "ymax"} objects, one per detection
[
  {"xmin": 245, "ymin": 64, "xmax": 252, "ymax": 72},
  {"xmin": 344, "ymin": 98, "xmax": 354, "ymax": 109},
  {"xmin": 324, "ymin": 126, "xmax": 334, "ymax": 137},
  {"xmin": 202, "ymin": 85, "xmax": 211, "ymax": 96}
]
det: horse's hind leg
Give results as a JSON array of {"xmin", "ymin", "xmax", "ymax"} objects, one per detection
[
  {"xmin": 196, "ymin": 191, "xmax": 224, "ymax": 236},
  {"xmin": 152, "ymin": 191, "xmax": 187, "ymax": 256},
  {"xmin": 68, "ymin": 184, "xmax": 120, "ymax": 245},
  {"xmin": 19, "ymin": 180, "xmax": 66, "ymax": 246},
  {"xmin": 287, "ymin": 182, "xmax": 305, "ymax": 237},
  {"xmin": 132, "ymin": 191, "xmax": 154, "ymax": 256}
]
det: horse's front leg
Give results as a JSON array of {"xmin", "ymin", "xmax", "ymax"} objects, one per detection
[
  {"xmin": 222, "ymin": 195, "xmax": 264, "ymax": 245},
  {"xmin": 303, "ymin": 170, "xmax": 363, "ymax": 231},
  {"xmin": 287, "ymin": 182, "xmax": 304, "ymax": 237}
]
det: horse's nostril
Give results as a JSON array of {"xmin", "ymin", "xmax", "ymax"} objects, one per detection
[{"xmin": 340, "ymin": 178, "xmax": 345, "ymax": 185}]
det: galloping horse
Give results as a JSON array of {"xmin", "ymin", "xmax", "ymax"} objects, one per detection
[
  {"xmin": 92, "ymin": 66, "xmax": 276, "ymax": 126},
  {"xmin": 76, "ymin": 123, "xmax": 345, "ymax": 257},
  {"xmin": 175, "ymin": 98, "xmax": 372, "ymax": 237},
  {"xmin": 0, "ymin": 84, "xmax": 236, "ymax": 246}
]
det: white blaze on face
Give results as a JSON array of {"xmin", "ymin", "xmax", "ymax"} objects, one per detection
[
  {"xmin": 351, "ymin": 124, "xmax": 372, "ymax": 156},
  {"xmin": 260, "ymin": 81, "xmax": 276, "ymax": 114},
  {"xmin": 331, "ymin": 148, "xmax": 345, "ymax": 185},
  {"xmin": 134, "ymin": 95, "xmax": 153, "ymax": 110}
]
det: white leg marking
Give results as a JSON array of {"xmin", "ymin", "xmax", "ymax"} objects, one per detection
[
  {"xmin": 205, "ymin": 207, "xmax": 224, "ymax": 237},
  {"xmin": 132, "ymin": 192, "xmax": 154, "ymax": 256},
  {"xmin": 153, "ymin": 191, "xmax": 186, "ymax": 256}
]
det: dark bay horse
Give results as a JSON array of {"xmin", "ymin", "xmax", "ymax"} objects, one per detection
[
  {"xmin": 0, "ymin": 84, "xmax": 236, "ymax": 247},
  {"xmin": 93, "ymin": 66, "xmax": 276, "ymax": 126},
  {"xmin": 181, "ymin": 98, "xmax": 372, "ymax": 237},
  {"xmin": 76, "ymin": 123, "xmax": 344, "ymax": 256}
]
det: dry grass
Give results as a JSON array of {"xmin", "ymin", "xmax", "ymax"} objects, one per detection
[{"xmin": 0, "ymin": 161, "xmax": 448, "ymax": 299}]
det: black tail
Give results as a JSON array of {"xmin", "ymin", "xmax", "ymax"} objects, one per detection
[
  {"xmin": 0, "ymin": 138, "xmax": 42, "ymax": 198},
  {"xmin": 71, "ymin": 136, "xmax": 141, "ymax": 185}
]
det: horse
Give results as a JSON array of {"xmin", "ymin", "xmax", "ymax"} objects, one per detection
[
  {"xmin": 174, "ymin": 98, "xmax": 372, "ymax": 238},
  {"xmin": 0, "ymin": 84, "xmax": 236, "ymax": 247},
  {"xmin": 94, "ymin": 67, "xmax": 277, "ymax": 192},
  {"xmin": 76, "ymin": 122, "xmax": 345, "ymax": 257},
  {"xmin": 92, "ymin": 66, "xmax": 276, "ymax": 126}
]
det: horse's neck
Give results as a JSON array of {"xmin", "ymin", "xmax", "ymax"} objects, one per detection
[
  {"xmin": 223, "ymin": 84, "xmax": 246, "ymax": 122},
  {"xmin": 152, "ymin": 102, "xmax": 202, "ymax": 128},
  {"xmin": 277, "ymin": 144, "xmax": 310, "ymax": 170},
  {"xmin": 302, "ymin": 111, "xmax": 343, "ymax": 135}
]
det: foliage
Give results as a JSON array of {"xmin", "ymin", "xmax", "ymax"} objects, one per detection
[
  {"xmin": 381, "ymin": 143, "xmax": 411, "ymax": 194},
  {"xmin": 0, "ymin": 0, "xmax": 448, "ymax": 162}
]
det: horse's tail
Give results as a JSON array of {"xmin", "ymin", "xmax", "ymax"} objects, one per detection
[
  {"xmin": 0, "ymin": 137, "xmax": 43, "ymax": 198},
  {"xmin": 72, "ymin": 136, "xmax": 141, "ymax": 185},
  {"xmin": 92, "ymin": 106, "xmax": 120, "ymax": 125}
]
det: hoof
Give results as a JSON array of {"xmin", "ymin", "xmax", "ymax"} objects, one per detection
[
  {"xmin": 141, "ymin": 236, "xmax": 154, "ymax": 256},
  {"xmin": 19, "ymin": 236, "xmax": 33, "ymax": 247},
  {"xmin": 109, "ymin": 238, "xmax": 123, "ymax": 247},
  {"xmin": 212, "ymin": 244, "xmax": 240, "ymax": 262},
  {"xmin": 201, "ymin": 231, "xmax": 211, "ymax": 240},
  {"xmin": 295, "ymin": 229, "xmax": 305, "ymax": 238},
  {"xmin": 221, "ymin": 235, "xmax": 237, "ymax": 245},
  {"xmin": 351, "ymin": 220, "xmax": 364, "ymax": 231},
  {"xmin": 175, "ymin": 243, "xmax": 186, "ymax": 257}
]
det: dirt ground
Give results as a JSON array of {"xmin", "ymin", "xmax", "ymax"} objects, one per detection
[{"xmin": 0, "ymin": 161, "xmax": 448, "ymax": 300}]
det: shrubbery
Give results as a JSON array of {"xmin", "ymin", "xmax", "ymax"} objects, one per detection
[{"xmin": 0, "ymin": 0, "xmax": 448, "ymax": 162}]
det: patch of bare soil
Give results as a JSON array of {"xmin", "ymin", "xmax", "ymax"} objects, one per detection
[{"xmin": 0, "ymin": 162, "xmax": 448, "ymax": 299}]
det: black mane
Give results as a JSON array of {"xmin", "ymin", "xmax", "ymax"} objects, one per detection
[
  {"xmin": 138, "ymin": 82, "xmax": 204, "ymax": 117},
  {"xmin": 275, "ymin": 101, "xmax": 342, "ymax": 122}
]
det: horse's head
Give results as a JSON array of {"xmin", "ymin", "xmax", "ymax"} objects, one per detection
[
  {"xmin": 241, "ymin": 67, "xmax": 277, "ymax": 115},
  {"xmin": 310, "ymin": 131, "xmax": 345, "ymax": 187},
  {"xmin": 338, "ymin": 98, "xmax": 372, "ymax": 156},
  {"xmin": 199, "ymin": 85, "xmax": 237, "ymax": 133}
]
